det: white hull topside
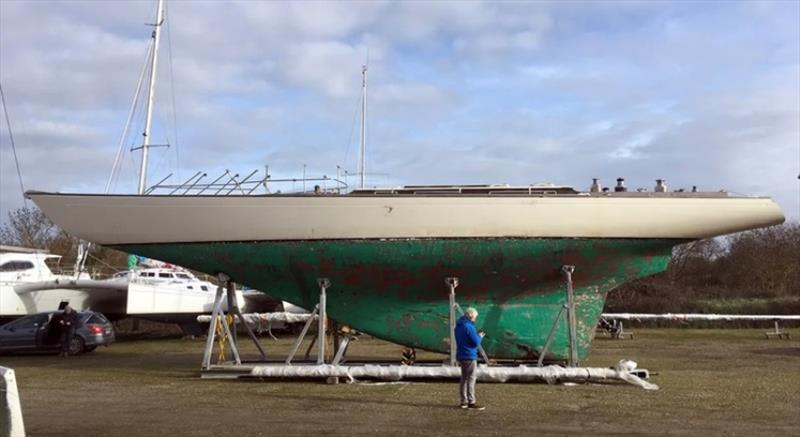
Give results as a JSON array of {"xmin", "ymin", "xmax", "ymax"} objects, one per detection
[{"xmin": 28, "ymin": 192, "xmax": 784, "ymax": 245}]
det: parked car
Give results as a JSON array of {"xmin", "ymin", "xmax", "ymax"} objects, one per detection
[{"xmin": 0, "ymin": 310, "xmax": 115, "ymax": 355}]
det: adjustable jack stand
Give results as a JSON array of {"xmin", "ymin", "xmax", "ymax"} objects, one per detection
[
  {"xmin": 445, "ymin": 277, "xmax": 491, "ymax": 366},
  {"xmin": 537, "ymin": 265, "xmax": 580, "ymax": 367},
  {"xmin": 201, "ymin": 273, "xmax": 266, "ymax": 370}
]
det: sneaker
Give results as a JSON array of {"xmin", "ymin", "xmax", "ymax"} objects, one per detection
[
  {"xmin": 460, "ymin": 403, "xmax": 468, "ymax": 409},
  {"xmin": 467, "ymin": 404, "xmax": 485, "ymax": 410}
]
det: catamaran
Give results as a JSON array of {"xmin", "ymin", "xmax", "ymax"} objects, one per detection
[{"xmin": 0, "ymin": 245, "xmax": 264, "ymax": 334}]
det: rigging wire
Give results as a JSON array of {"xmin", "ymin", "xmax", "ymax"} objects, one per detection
[
  {"xmin": 87, "ymin": 251, "xmax": 123, "ymax": 274},
  {"xmin": 147, "ymin": 131, "xmax": 170, "ymax": 185},
  {"xmin": 0, "ymin": 82, "xmax": 27, "ymax": 206},
  {"xmin": 113, "ymin": 66, "xmax": 149, "ymax": 195},
  {"xmin": 113, "ymin": 139, "xmax": 138, "ymax": 194},
  {"xmin": 341, "ymin": 90, "xmax": 363, "ymax": 173},
  {"xmin": 106, "ymin": 40, "xmax": 153, "ymax": 193}
]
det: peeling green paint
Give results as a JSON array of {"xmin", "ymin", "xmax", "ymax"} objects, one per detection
[{"xmin": 117, "ymin": 238, "xmax": 679, "ymax": 361}]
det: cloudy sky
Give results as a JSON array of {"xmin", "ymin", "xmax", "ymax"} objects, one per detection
[{"xmin": 1, "ymin": 0, "xmax": 798, "ymax": 222}]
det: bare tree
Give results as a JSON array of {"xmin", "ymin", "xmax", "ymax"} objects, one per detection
[
  {"xmin": 608, "ymin": 222, "xmax": 799, "ymax": 312},
  {"xmin": 0, "ymin": 206, "xmax": 60, "ymax": 249},
  {"xmin": 719, "ymin": 223, "xmax": 800, "ymax": 297},
  {"xmin": 668, "ymin": 238, "xmax": 722, "ymax": 285},
  {"xmin": 0, "ymin": 206, "xmax": 129, "ymax": 275}
]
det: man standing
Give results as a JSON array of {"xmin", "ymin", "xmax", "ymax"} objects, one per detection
[
  {"xmin": 454, "ymin": 307, "xmax": 485, "ymax": 410},
  {"xmin": 58, "ymin": 306, "xmax": 81, "ymax": 357}
]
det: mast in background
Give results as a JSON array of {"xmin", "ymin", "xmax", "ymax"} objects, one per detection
[
  {"xmin": 137, "ymin": 0, "xmax": 166, "ymax": 195},
  {"xmin": 358, "ymin": 64, "xmax": 368, "ymax": 189}
]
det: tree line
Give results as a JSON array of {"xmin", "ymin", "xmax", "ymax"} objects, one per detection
[
  {"xmin": 607, "ymin": 222, "xmax": 799, "ymax": 314},
  {"xmin": 0, "ymin": 206, "xmax": 128, "ymax": 274}
]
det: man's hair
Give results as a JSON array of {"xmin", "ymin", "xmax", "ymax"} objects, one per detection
[{"xmin": 465, "ymin": 307, "xmax": 478, "ymax": 317}]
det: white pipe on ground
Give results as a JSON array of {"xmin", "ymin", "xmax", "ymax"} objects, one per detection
[
  {"xmin": 602, "ymin": 313, "xmax": 800, "ymax": 321},
  {"xmin": 248, "ymin": 360, "xmax": 658, "ymax": 390}
]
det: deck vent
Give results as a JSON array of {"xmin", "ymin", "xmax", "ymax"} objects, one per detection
[
  {"xmin": 614, "ymin": 178, "xmax": 627, "ymax": 192},
  {"xmin": 655, "ymin": 179, "xmax": 667, "ymax": 193},
  {"xmin": 590, "ymin": 178, "xmax": 601, "ymax": 193}
]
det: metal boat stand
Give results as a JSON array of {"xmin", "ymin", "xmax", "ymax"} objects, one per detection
[
  {"xmin": 203, "ymin": 276, "xmax": 489, "ymax": 372},
  {"xmin": 445, "ymin": 277, "xmax": 491, "ymax": 365},
  {"xmin": 202, "ymin": 277, "xmax": 341, "ymax": 369},
  {"xmin": 765, "ymin": 320, "xmax": 791, "ymax": 339},
  {"xmin": 199, "ymin": 274, "xmax": 656, "ymax": 389},
  {"xmin": 284, "ymin": 278, "xmax": 356, "ymax": 366},
  {"xmin": 536, "ymin": 265, "xmax": 581, "ymax": 367},
  {"xmin": 597, "ymin": 319, "xmax": 634, "ymax": 340},
  {"xmin": 201, "ymin": 273, "xmax": 267, "ymax": 370},
  {"xmin": 612, "ymin": 321, "xmax": 634, "ymax": 340}
]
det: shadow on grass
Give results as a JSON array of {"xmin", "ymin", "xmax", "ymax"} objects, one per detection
[
  {"xmin": 750, "ymin": 347, "xmax": 800, "ymax": 357},
  {"xmin": 263, "ymin": 391, "xmax": 452, "ymax": 409}
]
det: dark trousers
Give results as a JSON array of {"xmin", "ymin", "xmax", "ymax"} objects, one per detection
[
  {"xmin": 60, "ymin": 327, "xmax": 75, "ymax": 354},
  {"xmin": 459, "ymin": 359, "xmax": 477, "ymax": 404}
]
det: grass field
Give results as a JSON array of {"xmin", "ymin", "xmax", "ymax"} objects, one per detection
[{"xmin": 2, "ymin": 328, "xmax": 798, "ymax": 436}]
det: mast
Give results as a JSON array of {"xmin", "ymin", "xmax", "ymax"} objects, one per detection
[
  {"xmin": 358, "ymin": 64, "xmax": 367, "ymax": 189},
  {"xmin": 137, "ymin": 0, "xmax": 166, "ymax": 195}
]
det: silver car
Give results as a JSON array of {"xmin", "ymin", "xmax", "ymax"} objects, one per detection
[{"xmin": 0, "ymin": 310, "xmax": 115, "ymax": 355}]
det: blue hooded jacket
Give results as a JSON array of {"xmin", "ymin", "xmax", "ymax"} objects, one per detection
[{"xmin": 454, "ymin": 315, "xmax": 482, "ymax": 360}]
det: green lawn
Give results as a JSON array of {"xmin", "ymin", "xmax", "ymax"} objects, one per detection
[{"xmin": 2, "ymin": 328, "xmax": 798, "ymax": 436}]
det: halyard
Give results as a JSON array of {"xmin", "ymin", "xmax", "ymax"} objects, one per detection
[{"xmin": 3, "ymin": 328, "xmax": 798, "ymax": 436}]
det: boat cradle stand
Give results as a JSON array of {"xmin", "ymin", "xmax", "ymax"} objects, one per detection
[
  {"xmin": 199, "ymin": 269, "xmax": 658, "ymax": 390},
  {"xmin": 765, "ymin": 321, "xmax": 791, "ymax": 339},
  {"xmin": 597, "ymin": 319, "xmax": 635, "ymax": 340}
]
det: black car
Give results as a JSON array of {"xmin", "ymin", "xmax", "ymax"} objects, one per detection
[{"xmin": 0, "ymin": 310, "xmax": 115, "ymax": 355}]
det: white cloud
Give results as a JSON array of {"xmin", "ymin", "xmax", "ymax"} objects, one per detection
[
  {"xmin": 279, "ymin": 41, "xmax": 370, "ymax": 98},
  {"xmin": 1, "ymin": 0, "xmax": 798, "ymax": 224}
]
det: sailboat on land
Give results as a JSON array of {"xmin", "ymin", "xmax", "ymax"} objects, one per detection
[{"xmin": 26, "ymin": 0, "xmax": 785, "ymax": 361}]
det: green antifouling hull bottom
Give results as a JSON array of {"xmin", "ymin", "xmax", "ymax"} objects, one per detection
[{"xmin": 116, "ymin": 238, "xmax": 680, "ymax": 361}]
